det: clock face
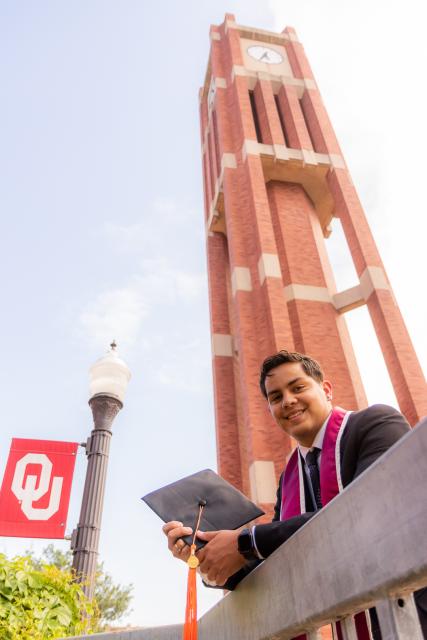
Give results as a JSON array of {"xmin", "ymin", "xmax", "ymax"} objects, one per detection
[{"xmin": 247, "ymin": 45, "xmax": 283, "ymax": 64}]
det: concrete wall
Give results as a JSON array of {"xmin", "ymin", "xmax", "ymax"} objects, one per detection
[
  {"xmin": 63, "ymin": 417, "xmax": 427, "ymax": 639},
  {"xmin": 64, "ymin": 625, "xmax": 182, "ymax": 640}
]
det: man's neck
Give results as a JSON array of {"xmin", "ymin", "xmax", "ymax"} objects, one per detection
[{"xmin": 298, "ymin": 410, "xmax": 332, "ymax": 450}]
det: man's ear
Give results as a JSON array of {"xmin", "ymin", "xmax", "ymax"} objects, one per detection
[{"xmin": 322, "ymin": 380, "xmax": 333, "ymax": 401}]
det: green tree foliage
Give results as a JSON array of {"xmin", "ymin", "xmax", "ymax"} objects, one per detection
[
  {"xmin": 0, "ymin": 552, "xmax": 98, "ymax": 639},
  {"xmin": 30, "ymin": 545, "xmax": 133, "ymax": 629}
]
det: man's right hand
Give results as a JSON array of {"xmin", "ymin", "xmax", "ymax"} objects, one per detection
[{"xmin": 162, "ymin": 521, "xmax": 193, "ymax": 563}]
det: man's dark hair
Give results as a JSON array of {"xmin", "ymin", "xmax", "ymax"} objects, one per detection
[{"xmin": 259, "ymin": 350, "xmax": 324, "ymax": 398}]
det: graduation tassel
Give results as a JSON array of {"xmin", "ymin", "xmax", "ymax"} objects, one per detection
[
  {"xmin": 183, "ymin": 544, "xmax": 198, "ymax": 640},
  {"xmin": 183, "ymin": 500, "xmax": 206, "ymax": 640}
]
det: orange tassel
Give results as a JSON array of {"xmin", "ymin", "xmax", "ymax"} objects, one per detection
[
  {"xmin": 183, "ymin": 502, "xmax": 205, "ymax": 640},
  {"xmin": 183, "ymin": 564, "xmax": 197, "ymax": 640}
]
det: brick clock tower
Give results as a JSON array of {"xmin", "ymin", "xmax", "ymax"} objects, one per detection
[{"xmin": 199, "ymin": 14, "xmax": 427, "ymax": 513}]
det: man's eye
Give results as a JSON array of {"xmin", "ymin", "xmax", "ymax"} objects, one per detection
[{"xmin": 294, "ymin": 385, "xmax": 305, "ymax": 392}]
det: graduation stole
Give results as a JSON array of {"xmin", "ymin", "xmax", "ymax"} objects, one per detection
[{"xmin": 279, "ymin": 407, "xmax": 373, "ymax": 640}]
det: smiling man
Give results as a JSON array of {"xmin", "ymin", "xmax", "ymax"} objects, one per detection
[
  {"xmin": 163, "ymin": 350, "xmax": 426, "ymax": 637},
  {"xmin": 265, "ymin": 353, "xmax": 333, "ymax": 446}
]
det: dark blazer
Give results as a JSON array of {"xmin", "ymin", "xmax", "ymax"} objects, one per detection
[
  {"xmin": 222, "ymin": 405, "xmax": 427, "ymax": 638},
  {"xmin": 254, "ymin": 404, "xmax": 410, "ymax": 558}
]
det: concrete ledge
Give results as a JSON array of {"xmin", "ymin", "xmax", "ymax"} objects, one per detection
[
  {"xmin": 239, "ymin": 139, "xmax": 346, "ymax": 172},
  {"xmin": 197, "ymin": 419, "xmax": 427, "ymax": 639},
  {"xmin": 329, "ymin": 153, "xmax": 346, "ymax": 169},
  {"xmin": 221, "ymin": 153, "xmax": 237, "ymax": 170},
  {"xmin": 215, "ymin": 77, "xmax": 227, "ymax": 89},
  {"xmin": 65, "ymin": 421, "xmax": 427, "ymax": 639},
  {"xmin": 236, "ymin": 24, "xmax": 291, "ymax": 45},
  {"xmin": 304, "ymin": 77, "xmax": 317, "ymax": 90},
  {"xmin": 258, "ymin": 253, "xmax": 281, "ymax": 284},
  {"xmin": 231, "ymin": 266, "xmax": 252, "ymax": 296},
  {"xmin": 284, "ymin": 283, "xmax": 331, "ymax": 304},
  {"xmin": 249, "ymin": 460, "xmax": 277, "ymax": 504},
  {"xmin": 360, "ymin": 266, "xmax": 390, "ymax": 299},
  {"xmin": 62, "ymin": 624, "xmax": 183, "ymax": 640},
  {"xmin": 212, "ymin": 333, "xmax": 233, "ymax": 357},
  {"xmin": 333, "ymin": 285, "xmax": 365, "ymax": 314}
]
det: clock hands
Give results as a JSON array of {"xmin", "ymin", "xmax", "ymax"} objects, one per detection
[{"xmin": 247, "ymin": 45, "xmax": 283, "ymax": 64}]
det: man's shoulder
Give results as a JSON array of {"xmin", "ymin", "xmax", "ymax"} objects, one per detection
[
  {"xmin": 344, "ymin": 403, "xmax": 410, "ymax": 441},
  {"xmin": 348, "ymin": 404, "xmax": 404, "ymax": 426},
  {"xmin": 340, "ymin": 404, "xmax": 410, "ymax": 483}
]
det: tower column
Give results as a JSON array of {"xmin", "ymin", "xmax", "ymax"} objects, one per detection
[
  {"xmin": 283, "ymin": 23, "xmax": 427, "ymax": 423},
  {"xmin": 328, "ymin": 168, "xmax": 427, "ymax": 424},
  {"xmin": 276, "ymin": 83, "xmax": 313, "ymax": 151},
  {"xmin": 226, "ymin": 28, "xmax": 296, "ymax": 503},
  {"xmin": 268, "ymin": 181, "xmax": 367, "ymax": 409},
  {"xmin": 206, "ymin": 232, "xmax": 242, "ymax": 491},
  {"xmin": 253, "ymin": 80, "xmax": 286, "ymax": 145},
  {"xmin": 221, "ymin": 163, "xmax": 293, "ymax": 505},
  {"xmin": 283, "ymin": 27, "xmax": 342, "ymax": 158},
  {"xmin": 200, "ymin": 101, "xmax": 214, "ymax": 217},
  {"xmin": 224, "ymin": 57, "xmax": 295, "ymax": 353}
]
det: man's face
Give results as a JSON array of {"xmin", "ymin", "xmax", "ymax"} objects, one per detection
[{"xmin": 264, "ymin": 362, "xmax": 332, "ymax": 447}]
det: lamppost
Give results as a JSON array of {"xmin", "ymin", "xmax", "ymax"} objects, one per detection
[{"xmin": 71, "ymin": 341, "xmax": 131, "ymax": 598}]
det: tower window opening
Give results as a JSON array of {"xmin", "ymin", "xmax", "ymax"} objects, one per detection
[
  {"xmin": 299, "ymin": 97, "xmax": 321, "ymax": 152},
  {"xmin": 207, "ymin": 133, "xmax": 217, "ymax": 196},
  {"xmin": 212, "ymin": 110, "xmax": 222, "ymax": 176},
  {"xmin": 202, "ymin": 154, "xmax": 210, "ymax": 218},
  {"xmin": 249, "ymin": 90, "xmax": 263, "ymax": 143},
  {"xmin": 274, "ymin": 94, "xmax": 289, "ymax": 147}
]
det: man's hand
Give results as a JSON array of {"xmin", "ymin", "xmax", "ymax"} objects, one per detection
[
  {"xmin": 162, "ymin": 521, "xmax": 192, "ymax": 563},
  {"xmin": 196, "ymin": 529, "xmax": 247, "ymax": 587}
]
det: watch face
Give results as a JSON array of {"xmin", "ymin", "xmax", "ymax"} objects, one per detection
[
  {"xmin": 238, "ymin": 528, "xmax": 257, "ymax": 561},
  {"xmin": 247, "ymin": 45, "xmax": 283, "ymax": 64},
  {"xmin": 238, "ymin": 528, "xmax": 253, "ymax": 552}
]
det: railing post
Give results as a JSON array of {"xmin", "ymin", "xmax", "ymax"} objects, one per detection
[
  {"xmin": 339, "ymin": 615, "xmax": 358, "ymax": 640},
  {"xmin": 375, "ymin": 594, "xmax": 423, "ymax": 639}
]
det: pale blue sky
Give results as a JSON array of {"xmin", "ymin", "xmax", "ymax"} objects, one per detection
[{"xmin": 1, "ymin": 0, "xmax": 426, "ymax": 628}]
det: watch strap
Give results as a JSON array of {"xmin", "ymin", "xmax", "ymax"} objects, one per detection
[{"xmin": 237, "ymin": 527, "xmax": 258, "ymax": 561}]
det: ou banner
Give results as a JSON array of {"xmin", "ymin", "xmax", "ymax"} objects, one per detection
[{"xmin": 0, "ymin": 438, "xmax": 78, "ymax": 539}]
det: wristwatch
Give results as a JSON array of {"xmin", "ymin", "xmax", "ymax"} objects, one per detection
[{"xmin": 237, "ymin": 527, "xmax": 258, "ymax": 561}]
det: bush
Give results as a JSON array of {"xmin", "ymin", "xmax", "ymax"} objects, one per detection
[
  {"xmin": 30, "ymin": 545, "xmax": 133, "ymax": 629},
  {"xmin": 0, "ymin": 553, "xmax": 98, "ymax": 639}
]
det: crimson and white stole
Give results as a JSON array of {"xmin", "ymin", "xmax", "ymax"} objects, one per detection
[{"xmin": 279, "ymin": 407, "xmax": 372, "ymax": 640}]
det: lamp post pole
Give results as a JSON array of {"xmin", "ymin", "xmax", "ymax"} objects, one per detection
[{"xmin": 71, "ymin": 341, "xmax": 131, "ymax": 599}]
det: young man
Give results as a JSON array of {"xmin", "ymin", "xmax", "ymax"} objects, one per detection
[{"xmin": 163, "ymin": 351, "xmax": 426, "ymax": 636}]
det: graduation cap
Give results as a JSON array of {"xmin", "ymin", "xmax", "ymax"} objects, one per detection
[
  {"xmin": 142, "ymin": 469, "xmax": 265, "ymax": 640},
  {"xmin": 142, "ymin": 468, "xmax": 264, "ymax": 550}
]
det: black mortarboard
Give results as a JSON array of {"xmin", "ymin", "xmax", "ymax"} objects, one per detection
[{"xmin": 142, "ymin": 468, "xmax": 264, "ymax": 549}]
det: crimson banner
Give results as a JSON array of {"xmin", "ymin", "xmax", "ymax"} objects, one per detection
[{"xmin": 0, "ymin": 438, "xmax": 78, "ymax": 539}]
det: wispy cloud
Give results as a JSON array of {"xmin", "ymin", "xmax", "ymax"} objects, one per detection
[
  {"xmin": 103, "ymin": 197, "xmax": 200, "ymax": 255},
  {"xmin": 79, "ymin": 262, "xmax": 205, "ymax": 350},
  {"xmin": 156, "ymin": 338, "xmax": 212, "ymax": 393},
  {"xmin": 79, "ymin": 194, "xmax": 207, "ymax": 355},
  {"xmin": 80, "ymin": 285, "xmax": 148, "ymax": 349}
]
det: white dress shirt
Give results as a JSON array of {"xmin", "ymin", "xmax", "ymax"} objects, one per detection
[
  {"xmin": 252, "ymin": 412, "xmax": 331, "ymax": 559},
  {"xmin": 298, "ymin": 412, "xmax": 331, "ymax": 511}
]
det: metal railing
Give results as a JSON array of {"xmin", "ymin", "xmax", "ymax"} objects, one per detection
[{"xmin": 65, "ymin": 417, "xmax": 427, "ymax": 640}]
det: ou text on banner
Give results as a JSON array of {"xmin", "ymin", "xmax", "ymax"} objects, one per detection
[{"xmin": 0, "ymin": 438, "xmax": 78, "ymax": 539}]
